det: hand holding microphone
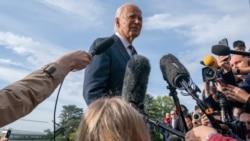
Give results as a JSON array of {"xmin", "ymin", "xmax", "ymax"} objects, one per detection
[{"xmin": 69, "ymin": 37, "xmax": 114, "ymax": 72}]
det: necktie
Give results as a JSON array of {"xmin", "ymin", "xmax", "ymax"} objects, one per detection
[{"xmin": 128, "ymin": 45, "xmax": 137, "ymax": 55}]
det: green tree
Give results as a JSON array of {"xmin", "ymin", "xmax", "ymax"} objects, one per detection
[
  {"xmin": 55, "ymin": 105, "xmax": 83, "ymax": 141},
  {"xmin": 144, "ymin": 94, "xmax": 175, "ymax": 141}
]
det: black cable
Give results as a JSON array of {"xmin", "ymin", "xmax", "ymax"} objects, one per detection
[{"xmin": 53, "ymin": 80, "xmax": 64, "ymax": 141}]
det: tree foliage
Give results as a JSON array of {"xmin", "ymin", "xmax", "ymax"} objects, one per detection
[
  {"xmin": 55, "ymin": 105, "xmax": 83, "ymax": 141},
  {"xmin": 144, "ymin": 94, "xmax": 175, "ymax": 141}
]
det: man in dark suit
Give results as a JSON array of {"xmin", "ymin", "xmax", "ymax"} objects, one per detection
[{"xmin": 83, "ymin": 3, "xmax": 143, "ymax": 105}]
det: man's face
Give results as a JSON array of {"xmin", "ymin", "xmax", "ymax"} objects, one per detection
[
  {"xmin": 230, "ymin": 55, "xmax": 249, "ymax": 68},
  {"xmin": 116, "ymin": 5, "xmax": 142, "ymax": 42},
  {"xmin": 185, "ymin": 117, "xmax": 193, "ymax": 130},
  {"xmin": 239, "ymin": 113, "xmax": 250, "ymax": 140},
  {"xmin": 165, "ymin": 113, "xmax": 170, "ymax": 118},
  {"xmin": 230, "ymin": 55, "xmax": 249, "ymax": 79},
  {"xmin": 170, "ymin": 111, "xmax": 177, "ymax": 119}
]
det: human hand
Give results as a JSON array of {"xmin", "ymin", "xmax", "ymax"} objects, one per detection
[
  {"xmin": 214, "ymin": 79, "xmax": 227, "ymax": 93},
  {"xmin": 0, "ymin": 137, "xmax": 8, "ymax": 141},
  {"xmin": 217, "ymin": 55, "xmax": 231, "ymax": 73},
  {"xmin": 201, "ymin": 114, "xmax": 211, "ymax": 126},
  {"xmin": 56, "ymin": 50, "xmax": 92, "ymax": 74},
  {"xmin": 185, "ymin": 126, "xmax": 217, "ymax": 141},
  {"xmin": 224, "ymin": 84, "xmax": 250, "ymax": 104}
]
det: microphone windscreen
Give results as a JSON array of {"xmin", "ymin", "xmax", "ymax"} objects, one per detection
[
  {"xmin": 91, "ymin": 37, "xmax": 114, "ymax": 56},
  {"xmin": 122, "ymin": 55, "xmax": 151, "ymax": 110},
  {"xmin": 168, "ymin": 135, "xmax": 182, "ymax": 141},
  {"xmin": 160, "ymin": 54, "xmax": 190, "ymax": 88},
  {"xmin": 203, "ymin": 55, "xmax": 218, "ymax": 69},
  {"xmin": 211, "ymin": 45, "xmax": 230, "ymax": 56}
]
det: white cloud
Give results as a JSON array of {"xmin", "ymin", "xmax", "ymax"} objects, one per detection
[
  {"xmin": 36, "ymin": 0, "xmax": 108, "ymax": 27},
  {"xmin": 0, "ymin": 67, "xmax": 28, "ymax": 83},
  {"xmin": 0, "ymin": 31, "xmax": 67, "ymax": 67},
  {"xmin": 0, "ymin": 58, "xmax": 23, "ymax": 66}
]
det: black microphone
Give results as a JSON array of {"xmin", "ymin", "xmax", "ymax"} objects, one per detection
[
  {"xmin": 90, "ymin": 37, "xmax": 114, "ymax": 56},
  {"xmin": 168, "ymin": 135, "xmax": 182, "ymax": 141},
  {"xmin": 122, "ymin": 55, "xmax": 150, "ymax": 111},
  {"xmin": 160, "ymin": 54, "xmax": 223, "ymax": 130},
  {"xmin": 121, "ymin": 55, "xmax": 186, "ymax": 139},
  {"xmin": 212, "ymin": 44, "xmax": 250, "ymax": 56},
  {"xmin": 160, "ymin": 53, "xmax": 190, "ymax": 89},
  {"xmin": 220, "ymin": 97, "xmax": 228, "ymax": 122}
]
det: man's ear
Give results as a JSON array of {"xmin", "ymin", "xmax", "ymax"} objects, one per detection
[{"xmin": 115, "ymin": 18, "xmax": 120, "ymax": 28}]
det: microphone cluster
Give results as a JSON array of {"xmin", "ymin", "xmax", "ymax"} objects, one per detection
[{"xmin": 117, "ymin": 38, "xmax": 248, "ymax": 140}]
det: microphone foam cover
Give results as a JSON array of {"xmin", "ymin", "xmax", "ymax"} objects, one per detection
[
  {"xmin": 211, "ymin": 45, "xmax": 230, "ymax": 56},
  {"xmin": 160, "ymin": 54, "xmax": 190, "ymax": 88},
  {"xmin": 203, "ymin": 55, "xmax": 218, "ymax": 69},
  {"xmin": 91, "ymin": 37, "xmax": 114, "ymax": 55},
  {"xmin": 122, "ymin": 55, "xmax": 151, "ymax": 108}
]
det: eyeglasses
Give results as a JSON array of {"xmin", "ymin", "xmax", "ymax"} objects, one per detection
[{"xmin": 170, "ymin": 113, "xmax": 176, "ymax": 115}]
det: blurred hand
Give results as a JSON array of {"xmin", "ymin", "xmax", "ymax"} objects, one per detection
[
  {"xmin": 201, "ymin": 114, "xmax": 210, "ymax": 126},
  {"xmin": 56, "ymin": 50, "xmax": 92, "ymax": 74},
  {"xmin": 217, "ymin": 55, "xmax": 231, "ymax": 73},
  {"xmin": 185, "ymin": 126, "xmax": 217, "ymax": 141},
  {"xmin": 224, "ymin": 84, "xmax": 250, "ymax": 103},
  {"xmin": 0, "ymin": 138, "xmax": 8, "ymax": 141},
  {"xmin": 214, "ymin": 79, "xmax": 227, "ymax": 93}
]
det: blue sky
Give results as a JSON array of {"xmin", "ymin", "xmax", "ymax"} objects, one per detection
[{"xmin": 1, "ymin": 0, "xmax": 250, "ymax": 132}]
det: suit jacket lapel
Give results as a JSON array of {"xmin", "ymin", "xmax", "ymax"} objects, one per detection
[{"xmin": 112, "ymin": 34, "xmax": 130, "ymax": 61}]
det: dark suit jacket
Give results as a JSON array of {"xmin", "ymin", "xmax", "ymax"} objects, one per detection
[{"xmin": 83, "ymin": 34, "xmax": 131, "ymax": 105}]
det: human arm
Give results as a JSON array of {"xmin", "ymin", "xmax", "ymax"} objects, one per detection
[
  {"xmin": 216, "ymin": 55, "xmax": 238, "ymax": 86},
  {"xmin": 185, "ymin": 126, "xmax": 238, "ymax": 141},
  {"xmin": 0, "ymin": 50, "xmax": 91, "ymax": 127}
]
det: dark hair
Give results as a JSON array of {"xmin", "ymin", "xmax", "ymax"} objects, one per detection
[
  {"xmin": 180, "ymin": 104, "xmax": 188, "ymax": 116},
  {"xmin": 185, "ymin": 113, "xmax": 192, "ymax": 120},
  {"xmin": 233, "ymin": 40, "xmax": 245, "ymax": 48}
]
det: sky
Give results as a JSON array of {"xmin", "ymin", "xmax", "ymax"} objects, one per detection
[{"xmin": 0, "ymin": 0, "xmax": 250, "ymax": 132}]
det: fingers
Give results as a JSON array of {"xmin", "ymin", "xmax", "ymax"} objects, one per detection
[
  {"xmin": 224, "ymin": 85, "xmax": 249, "ymax": 103},
  {"xmin": 70, "ymin": 50, "xmax": 92, "ymax": 71},
  {"xmin": 56, "ymin": 50, "xmax": 93, "ymax": 73}
]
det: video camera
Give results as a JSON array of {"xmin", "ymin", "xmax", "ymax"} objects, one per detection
[{"xmin": 202, "ymin": 67, "xmax": 218, "ymax": 82}]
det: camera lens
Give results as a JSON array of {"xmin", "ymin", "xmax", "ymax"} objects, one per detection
[
  {"xmin": 202, "ymin": 67, "xmax": 217, "ymax": 81},
  {"xmin": 205, "ymin": 69, "xmax": 215, "ymax": 78},
  {"xmin": 193, "ymin": 114, "xmax": 200, "ymax": 120}
]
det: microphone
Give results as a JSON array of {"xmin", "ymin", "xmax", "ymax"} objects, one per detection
[
  {"xmin": 212, "ymin": 44, "xmax": 250, "ymax": 57},
  {"xmin": 160, "ymin": 53, "xmax": 190, "ymax": 89},
  {"xmin": 90, "ymin": 37, "xmax": 114, "ymax": 56},
  {"xmin": 122, "ymin": 55, "xmax": 151, "ymax": 111},
  {"xmin": 122, "ymin": 55, "xmax": 186, "ymax": 139},
  {"xmin": 220, "ymin": 97, "xmax": 228, "ymax": 122},
  {"xmin": 168, "ymin": 135, "xmax": 182, "ymax": 141},
  {"xmin": 160, "ymin": 54, "xmax": 223, "ymax": 130},
  {"xmin": 203, "ymin": 55, "xmax": 218, "ymax": 69}
]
